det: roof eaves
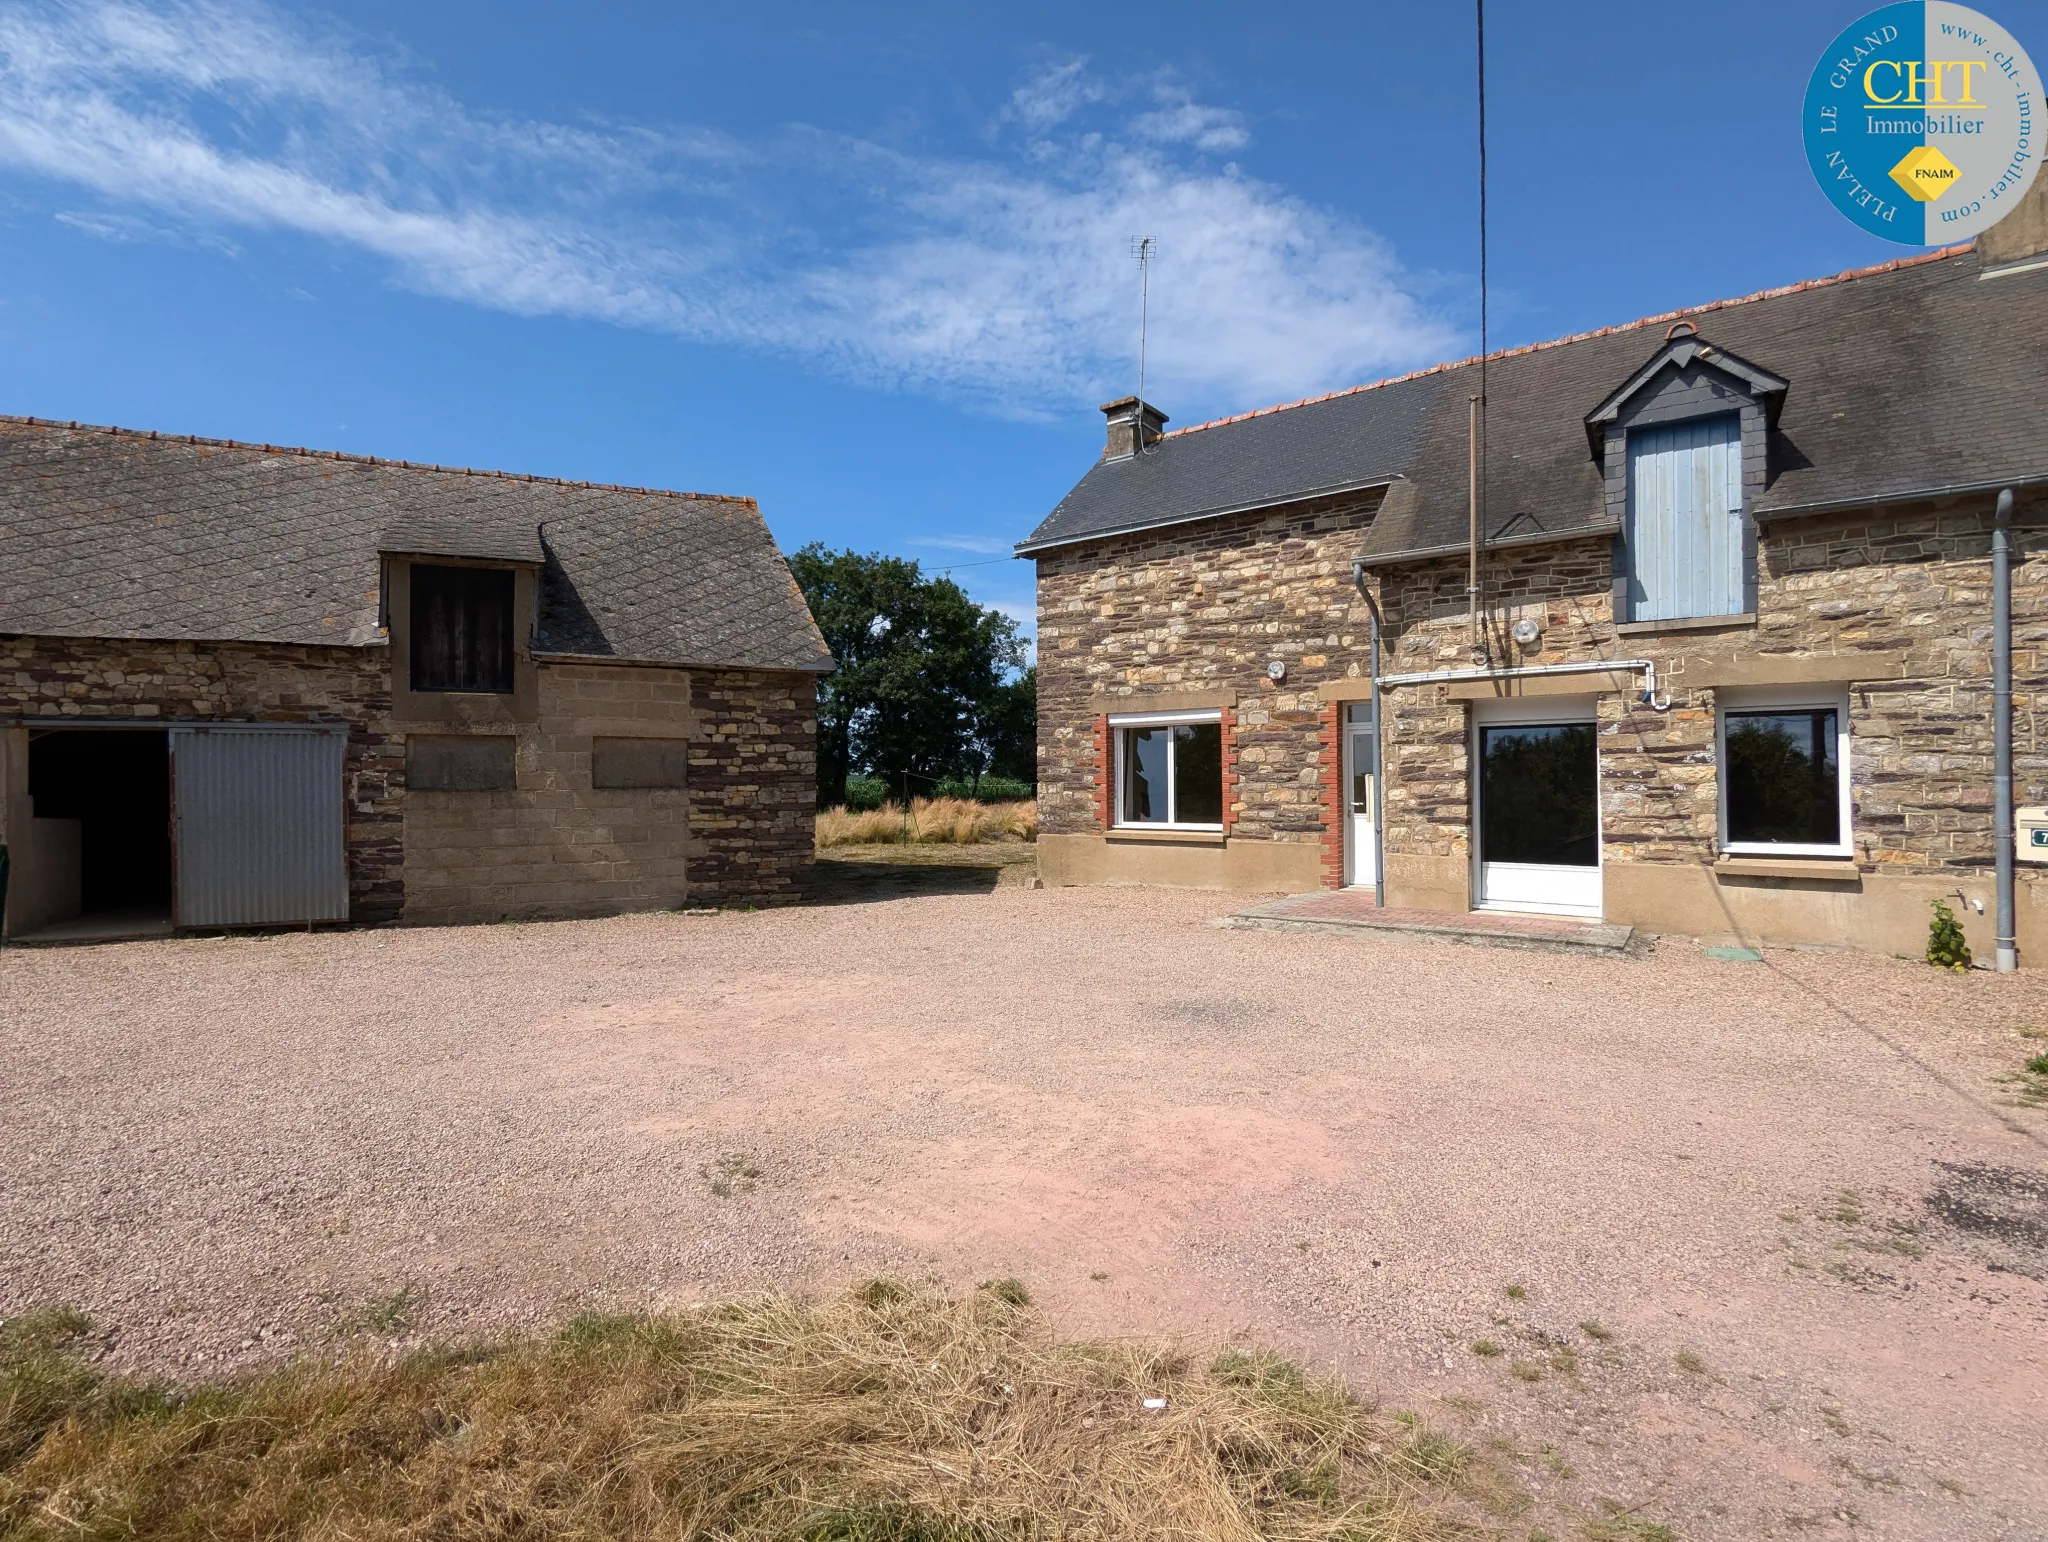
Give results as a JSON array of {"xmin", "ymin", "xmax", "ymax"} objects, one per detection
[
  {"xmin": 530, "ymin": 649, "xmax": 835, "ymax": 675},
  {"xmin": 1357, "ymin": 519, "xmax": 1621, "ymax": 571},
  {"xmin": 1015, "ymin": 473, "xmax": 1400, "ymax": 557},
  {"xmin": 1756, "ymin": 471, "xmax": 2048, "ymax": 523}
]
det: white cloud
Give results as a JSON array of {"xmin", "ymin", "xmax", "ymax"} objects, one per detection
[
  {"xmin": 1005, "ymin": 58, "xmax": 1103, "ymax": 132},
  {"xmin": 1129, "ymin": 88, "xmax": 1249, "ymax": 153},
  {"xmin": 0, "ymin": 4, "xmax": 1456, "ymax": 416}
]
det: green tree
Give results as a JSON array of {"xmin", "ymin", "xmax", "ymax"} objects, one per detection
[
  {"xmin": 790, "ymin": 545, "xmax": 1030, "ymax": 806},
  {"xmin": 975, "ymin": 665, "xmax": 1037, "ymax": 787}
]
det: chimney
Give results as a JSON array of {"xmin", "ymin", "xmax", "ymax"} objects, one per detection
[
  {"xmin": 1978, "ymin": 171, "xmax": 2048, "ymax": 274},
  {"xmin": 1101, "ymin": 396, "xmax": 1168, "ymax": 460}
]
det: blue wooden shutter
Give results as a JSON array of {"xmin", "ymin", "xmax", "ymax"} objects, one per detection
[{"xmin": 1626, "ymin": 416, "xmax": 1744, "ymax": 621}]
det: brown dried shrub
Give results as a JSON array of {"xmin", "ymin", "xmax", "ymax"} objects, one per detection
[
  {"xmin": 0, "ymin": 1284, "xmax": 1468, "ymax": 1541},
  {"xmin": 816, "ymin": 798, "xmax": 1036, "ymax": 848}
]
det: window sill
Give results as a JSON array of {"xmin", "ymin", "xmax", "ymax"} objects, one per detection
[
  {"xmin": 1107, "ymin": 827, "xmax": 1228, "ymax": 845},
  {"xmin": 1713, "ymin": 856, "xmax": 1860, "ymax": 882},
  {"xmin": 1614, "ymin": 613, "xmax": 1757, "ymax": 636}
]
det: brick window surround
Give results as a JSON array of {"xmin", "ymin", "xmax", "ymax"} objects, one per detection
[
  {"xmin": 1319, "ymin": 701, "xmax": 1343, "ymax": 888},
  {"xmin": 1220, "ymin": 706, "xmax": 1237, "ymax": 836},
  {"xmin": 1095, "ymin": 713, "xmax": 1112, "ymax": 830}
]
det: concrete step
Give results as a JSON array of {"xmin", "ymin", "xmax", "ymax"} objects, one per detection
[{"xmin": 1215, "ymin": 891, "xmax": 1636, "ymax": 956}]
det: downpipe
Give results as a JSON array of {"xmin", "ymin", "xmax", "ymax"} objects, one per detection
[{"xmin": 1994, "ymin": 488, "xmax": 2017, "ymax": 972}]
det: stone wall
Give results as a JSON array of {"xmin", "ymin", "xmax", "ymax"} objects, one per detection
[
  {"xmin": 1032, "ymin": 484, "xmax": 2048, "ymax": 952},
  {"xmin": 2, "ymin": 636, "xmax": 819, "ymax": 931},
  {"xmin": 1370, "ymin": 493, "xmax": 2048, "ymax": 874},
  {"xmin": 0, "ymin": 633, "xmax": 404, "ymax": 925},
  {"xmin": 1036, "ymin": 492, "xmax": 1384, "ymax": 850},
  {"xmin": 687, "ymin": 668, "xmax": 818, "ymax": 907}
]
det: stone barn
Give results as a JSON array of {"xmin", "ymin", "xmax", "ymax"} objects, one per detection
[{"xmin": 0, "ymin": 419, "xmax": 829, "ymax": 940}]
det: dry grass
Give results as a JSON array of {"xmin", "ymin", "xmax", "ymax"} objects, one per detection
[
  {"xmin": 817, "ymin": 798, "xmax": 1036, "ymax": 848},
  {"xmin": 0, "ymin": 1283, "xmax": 1472, "ymax": 1541}
]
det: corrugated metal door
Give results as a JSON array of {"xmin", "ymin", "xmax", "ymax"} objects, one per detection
[
  {"xmin": 1626, "ymin": 415, "xmax": 1744, "ymax": 621},
  {"xmin": 170, "ymin": 726, "xmax": 348, "ymax": 927}
]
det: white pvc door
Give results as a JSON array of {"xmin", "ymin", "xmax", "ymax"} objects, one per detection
[
  {"xmin": 1472, "ymin": 699, "xmax": 1602, "ymax": 918},
  {"xmin": 1344, "ymin": 705, "xmax": 1377, "ymax": 888}
]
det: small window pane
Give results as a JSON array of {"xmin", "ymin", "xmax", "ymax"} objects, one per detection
[
  {"xmin": 1171, "ymin": 722, "xmax": 1222, "ymax": 824},
  {"xmin": 1726, "ymin": 710, "xmax": 1840, "ymax": 845},
  {"xmin": 1122, "ymin": 727, "xmax": 1169, "ymax": 823},
  {"xmin": 411, "ymin": 564, "xmax": 514, "ymax": 693},
  {"xmin": 1349, "ymin": 726, "xmax": 1377, "ymax": 816}
]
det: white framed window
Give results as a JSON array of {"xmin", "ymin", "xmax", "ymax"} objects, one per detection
[
  {"xmin": 1111, "ymin": 710, "xmax": 1223, "ymax": 830},
  {"xmin": 1717, "ymin": 687, "xmax": 1852, "ymax": 857}
]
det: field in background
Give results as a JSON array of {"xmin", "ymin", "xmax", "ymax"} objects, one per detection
[
  {"xmin": 817, "ymin": 797, "xmax": 1036, "ymax": 847},
  {"xmin": 0, "ymin": 1286, "xmax": 1471, "ymax": 1541}
]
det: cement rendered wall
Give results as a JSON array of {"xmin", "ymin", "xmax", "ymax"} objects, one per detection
[
  {"xmin": 1033, "ymin": 487, "xmax": 2048, "ymax": 963},
  {"xmin": 1038, "ymin": 832, "xmax": 1323, "ymax": 891},
  {"xmin": 399, "ymin": 663, "xmax": 693, "ymax": 923},
  {"xmin": 400, "ymin": 663, "xmax": 817, "ymax": 924}
]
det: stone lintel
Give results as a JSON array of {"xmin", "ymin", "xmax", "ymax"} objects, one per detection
[
  {"xmin": 1316, "ymin": 677, "xmax": 1376, "ymax": 703},
  {"xmin": 1092, "ymin": 688, "xmax": 1238, "ymax": 714},
  {"xmin": 1677, "ymin": 650, "xmax": 1910, "ymax": 687}
]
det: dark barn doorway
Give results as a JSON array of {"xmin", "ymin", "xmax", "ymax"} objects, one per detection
[{"xmin": 27, "ymin": 728, "xmax": 173, "ymax": 920}]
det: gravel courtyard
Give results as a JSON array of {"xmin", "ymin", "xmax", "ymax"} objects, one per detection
[{"xmin": 4, "ymin": 884, "xmax": 2045, "ymax": 1540}]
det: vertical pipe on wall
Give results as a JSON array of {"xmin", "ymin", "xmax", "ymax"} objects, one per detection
[
  {"xmin": 1467, "ymin": 395, "xmax": 1481, "ymax": 649},
  {"xmin": 1370, "ymin": 604, "xmax": 1386, "ymax": 911},
  {"xmin": 1994, "ymin": 487, "xmax": 2017, "ymax": 972}
]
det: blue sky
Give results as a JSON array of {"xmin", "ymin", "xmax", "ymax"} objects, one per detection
[{"xmin": 1, "ymin": 0, "xmax": 2042, "ymax": 644}]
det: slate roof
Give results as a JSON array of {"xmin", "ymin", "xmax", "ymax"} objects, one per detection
[
  {"xmin": 0, "ymin": 418, "xmax": 832, "ymax": 672},
  {"xmin": 1020, "ymin": 244, "xmax": 2048, "ymax": 564},
  {"xmin": 1014, "ymin": 374, "xmax": 1442, "ymax": 554}
]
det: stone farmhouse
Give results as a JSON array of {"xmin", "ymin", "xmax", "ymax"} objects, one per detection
[
  {"xmin": 1020, "ymin": 192, "xmax": 2048, "ymax": 962},
  {"xmin": 0, "ymin": 420, "xmax": 829, "ymax": 940}
]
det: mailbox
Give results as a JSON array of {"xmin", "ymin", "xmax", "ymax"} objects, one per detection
[{"xmin": 2019, "ymin": 806, "xmax": 2048, "ymax": 864}]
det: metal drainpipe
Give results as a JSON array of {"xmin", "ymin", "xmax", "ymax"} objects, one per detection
[
  {"xmin": 1353, "ymin": 561, "xmax": 1388, "ymax": 910},
  {"xmin": 1994, "ymin": 488, "xmax": 2017, "ymax": 972}
]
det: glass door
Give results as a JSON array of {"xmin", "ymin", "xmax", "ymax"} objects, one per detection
[
  {"xmin": 1473, "ymin": 707, "xmax": 1602, "ymax": 917},
  {"xmin": 1344, "ymin": 704, "xmax": 1377, "ymax": 888}
]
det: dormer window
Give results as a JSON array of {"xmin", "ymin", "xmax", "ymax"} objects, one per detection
[
  {"xmin": 410, "ymin": 563, "xmax": 514, "ymax": 692},
  {"xmin": 1627, "ymin": 415, "xmax": 1743, "ymax": 621},
  {"xmin": 1585, "ymin": 330, "xmax": 1786, "ymax": 625}
]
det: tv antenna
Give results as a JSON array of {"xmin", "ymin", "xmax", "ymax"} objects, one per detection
[{"xmin": 1131, "ymin": 236, "xmax": 1156, "ymax": 407}]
